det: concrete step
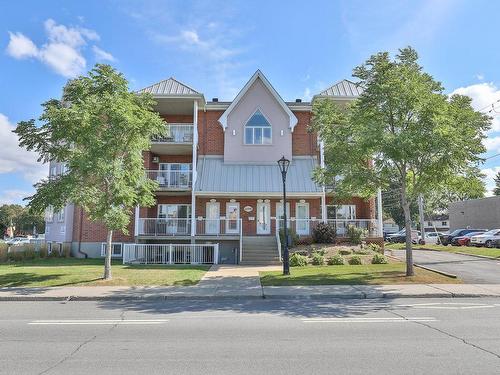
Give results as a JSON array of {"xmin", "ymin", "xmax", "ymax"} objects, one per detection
[{"xmin": 240, "ymin": 261, "xmax": 282, "ymax": 266}]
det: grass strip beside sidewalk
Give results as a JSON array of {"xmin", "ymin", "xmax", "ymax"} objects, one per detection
[
  {"xmin": 0, "ymin": 258, "xmax": 210, "ymax": 287},
  {"xmin": 260, "ymin": 263, "xmax": 460, "ymax": 286}
]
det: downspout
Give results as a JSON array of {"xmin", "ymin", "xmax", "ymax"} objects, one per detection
[{"xmin": 77, "ymin": 207, "xmax": 88, "ymax": 258}]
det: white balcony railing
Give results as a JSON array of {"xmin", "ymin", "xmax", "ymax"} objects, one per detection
[
  {"xmin": 275, "ymin": 218, "xmax": 379, "ymax": 237},
  {"xmin": 137, "ymin": 218, "xmax": 242, "ymax": 237},
  {"xmin": 138, "ymin": 218, "xmax": 191, "ymax": 236},
  {"xmin": 123, "ymin": 243, "xmax": 219, "ymax": 265},
  {"xmin": 153, "ymin": 124, "xmax": 193, "ymax": 143},
  {"xmin": 146, "ymin": 170, "xmax": 192, "ymax": 190}
]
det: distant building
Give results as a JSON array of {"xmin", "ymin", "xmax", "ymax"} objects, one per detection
[
  {"xmin": 424, "ymin": 214, "xmax": 449, "ymax": 233},
  {"xmin": 449, "ymin": 196, "xmax": 500, "ymax": 231}
]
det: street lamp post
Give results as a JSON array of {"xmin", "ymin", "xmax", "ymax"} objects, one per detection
[{"xmin": 277, "ymin": 156, "xmax": 290, "ymax": 275}]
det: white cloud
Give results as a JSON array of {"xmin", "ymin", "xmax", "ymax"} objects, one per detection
[
  {"xmin": 0, "ymin": 113, "xmax": 46, "ymax": 184},
  {"xmin": 303, "ymin": 87, "xmax": 312, "ymax": 101},
  {"xmin": 6, "ymin": 32, "xmax": 38, "ymax": 59},
  {"xmin": 481, "ymin": 166, "xmax": 500, "ymax": 196},
  {"xmin": 5, "ymin": 19, "xmax": 110, "ymax": 78},
  {"xmin": 0, "ymin": 189, "xmax": 33, "ymax": 205},
  {"xmin": 450, "ymin": 82, "xmax": 500, "ymax": 132},
  {"xmin": 484, "ymin": 136, "xmax": 500, "ymax": 154},
  {"xmin": 475, "ymin": 73, "xmax": 484, "ymax": 81},
  {"xmin": 92, "ymin": 45, "xmax": 115, "ymax": 62}
]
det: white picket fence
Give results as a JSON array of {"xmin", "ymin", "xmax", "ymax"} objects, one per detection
[{"xmin": 123, "ymin": 243, "xmax": 219, "ymax": 265}]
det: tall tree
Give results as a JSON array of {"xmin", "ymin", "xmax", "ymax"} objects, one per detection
[
  {"xmin": 15, "ymin": 64, "xmax": 165, "ymax": 279},
  {"xmin": 312, "ymin": 47, "xmax": 490, "ymax": 276},
  {"xmin": 493, "ymin": 171, "xmax": 500, "ymax": 196}
]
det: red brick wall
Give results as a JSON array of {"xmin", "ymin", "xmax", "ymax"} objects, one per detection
[
  {"xmin": 292, "ymin": 111, "xmax": 317, "ymax": 156},
  {"xmin": 198, "ymin": 110, "xmax": 224, "ymax": 155},
  {"xmin": 325, "ymin": 196, "xmax": 375, "ymax": 219},
  {"xmin": 72, "ymin": 206, "xmax": 135, "ymax": 243}
]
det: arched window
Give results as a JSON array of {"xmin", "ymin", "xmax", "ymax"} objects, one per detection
[{"xmin": 244, "ymin": 109, "xmax": 272, "ymax": 145}]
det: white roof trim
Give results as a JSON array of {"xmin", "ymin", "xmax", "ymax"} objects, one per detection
[{"xmin": 218, "ymin": 70, "xmax": 298, "ymax": 132}]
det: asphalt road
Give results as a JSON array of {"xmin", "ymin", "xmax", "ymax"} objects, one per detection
[
  {"xmin": 1, "ymin": 298, "xmax": 500, "ymax": 374},
  {"xmin": 392, "ymin": 249, "xmax": 500, "ymax": 283}
]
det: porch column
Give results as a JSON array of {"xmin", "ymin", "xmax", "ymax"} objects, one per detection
[
  {"xmin": 190, "ymin": 100, "xmax": 198, "ymax": 238},
  {"xmin": 319, "ymin": 139, "xmax": 327, "ymax": 223},
  {"xmin": 377, "ymin": 188, "xmax": 383, "ymax": 237},
  {"xmin": 134, "ymin": 205, "xmax": 139, "ymax": 237}
]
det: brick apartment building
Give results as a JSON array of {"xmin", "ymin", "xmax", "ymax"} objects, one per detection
[{"xmin": 44, "ymin": 70, "xmax": 382, "ymax": 264}]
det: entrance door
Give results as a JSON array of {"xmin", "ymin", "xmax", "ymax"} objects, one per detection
[
  {"xmin": 226, "ymin": 202, "xmax": 240, "ymax": 234},
  {"xmin": 206, "ymin": 202, "xmax": 220, "ymax": 234},
  {"xmin": 296, "ymin": 202, "xmax": 310, "ymax": 235},
  {"xmin": 257, "ymin": 202, "xmax": 271, "ymax": 234}
]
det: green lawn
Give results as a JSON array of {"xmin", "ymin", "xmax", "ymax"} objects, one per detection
[
  {"xmin": 0, "ymin": 258, "xmax": 210, "ymax": 287},
  {"xmin": 385, "ymin": 243, "xmax": 500, "ymax": 259},
  {"xmin": 260, "ymin": 263, "xmax": 460, "ymax": 286}
]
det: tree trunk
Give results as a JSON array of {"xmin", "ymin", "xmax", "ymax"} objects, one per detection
[
  {"xmin": 401, "ymin": 189, "xmax": 414, "ymax": 276},
  {"xmin": 103, "ymin": 229, "xmax": 113, "ymax": 280}
]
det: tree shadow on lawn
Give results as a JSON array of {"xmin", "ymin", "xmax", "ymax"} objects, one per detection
[{"xmin": 0, "ymin": 272, "xmax": 104, "ymax": 288}]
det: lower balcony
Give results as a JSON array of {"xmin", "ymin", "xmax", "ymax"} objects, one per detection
[
  {"xmin": 136, "ymin": 218, "xmax": 242, "ymax": 238},
  {"xmin": 146, "ymin": 170, "xmax": 192, "ymax": 191}
]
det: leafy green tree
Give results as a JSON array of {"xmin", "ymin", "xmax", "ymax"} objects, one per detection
[
  {"xmin": 493, "ymin": 171, "xmax": 500, "ymax": 196},
  {"xmin": 312, "ymin": 47, "xmax": 490, "ymax": 276},
  {"xmin": 0, "ymin": 204, "xmax": 44, "ymax": 236},
  {"xmin": 15, "ymin": 64, "xmax": 165, "ymax": 279},
  {"xmin": 0, "ymin": 204, "xmax": 23, "ymax": 235}
]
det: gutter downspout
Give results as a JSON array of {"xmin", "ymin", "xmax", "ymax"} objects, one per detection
[{"xmin": 77, "ymin": 207, "xmax": 88, "ymax": 258}]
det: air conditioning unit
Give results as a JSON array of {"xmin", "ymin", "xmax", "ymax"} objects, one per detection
[{"xmin": 152, "ymin": 156, "xmax": 159, "ymax": 163}]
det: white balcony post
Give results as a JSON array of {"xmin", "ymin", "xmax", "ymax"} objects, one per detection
[
  {"xmin": 214, "ymin": 243, "xmax": 219, "ymax": 265},
  {"xmin": 134, "ymin": 206, "xmax": 139, "ymax": 237},
  {"xmin": 169, "ymin": 243, "xmax": 173, "ymax": 264},
  {"xmin": 377, "ymin": 188, "xmax": 383, "ymax": 237},
  {"xmin": 191, "ymin": 100, "xmax": 198, "ymax": 238}
]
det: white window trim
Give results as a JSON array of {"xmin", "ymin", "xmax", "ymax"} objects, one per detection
[
  {"xmin": 244, "ymin": 108, "xmax": 272, "ymax": 145},
  {"xmin": 326, "ymin": 204, "xmax": 356, "ymax": 220},
  {"xmin": 101, "ymin": 242, "xmax": 123, "ymax": 257}
]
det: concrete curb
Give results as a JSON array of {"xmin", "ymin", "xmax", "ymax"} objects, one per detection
[
  {"xmin": 413, "ymin": 264, "xmax": 457, "ymax": 278},
  {"xmin": 456, "ymin": 252, "xmax": 500, "ymax": 261}
]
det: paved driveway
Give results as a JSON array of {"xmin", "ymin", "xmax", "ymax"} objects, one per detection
[{"xmin": 391, "ymin": 249, "xmax": 500, "ymax": 283}]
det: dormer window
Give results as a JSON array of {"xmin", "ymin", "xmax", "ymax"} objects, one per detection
[{"xmin": 244, "ymin": 109, "xmax": 272, "ymax": 145}]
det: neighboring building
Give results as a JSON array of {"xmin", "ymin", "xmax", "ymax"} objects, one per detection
[
  {"xmin": 423, "ymin": 214, "xmax": 449, "ymax": 233},
  {"xmin": 449, "ymin": 196, "xmax": 500, "ymax": 232},
  {"xmin": 45, "ymin": 70, "xmax": 382, "ymax": 264}
]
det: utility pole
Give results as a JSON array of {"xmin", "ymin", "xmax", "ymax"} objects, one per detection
[{"xmin": 418, "ymin": 194, "xmax": 425, "ymax": 244}]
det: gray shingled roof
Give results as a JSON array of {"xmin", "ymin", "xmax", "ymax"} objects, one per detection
[
  {"xmin": 195, "ymin": 157, "xmax": 321, "ymax": 193},
  {"xmin": 318, "ymin": 79, "xmax": 363, "ymax": 97},
  {"xmin": 138, "ymin": 77, "xmax": 201, "ymax": 96}
]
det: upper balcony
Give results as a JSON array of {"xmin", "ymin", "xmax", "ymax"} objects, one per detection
[
  {"xmin": 151, "ymin": 123, "xmax": 194, "ymax": 155},
  {"xmin": 146, "ymin": 169, "xmax": 192, "ymax": 192}
]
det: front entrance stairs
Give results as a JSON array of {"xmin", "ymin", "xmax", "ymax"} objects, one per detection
[{"xmin": 240, "ymin": 236, "xmax": 282, "ymax": 266}]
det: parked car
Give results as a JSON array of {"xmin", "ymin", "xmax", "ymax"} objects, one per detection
[
  {"xmin": 5, "ymin": 237, "xmax": 30, "ymax": 246},
  {"xmin": 388, "ymin": 230, "xmax": 420, "ymax": 244},
  {"xmin": 450, "ymin": 231, "xmax": 486, "ymax": 246},
  {"xmin": 422, "ymin": 232, "xmax": 445, "ymax": 245},
  {"xmin": 470, "ymin": 229, "xmax": 500, "ymax": 248},
  {"xmin": 386, "ymin": 229, "xmax": 405, "ymax": 242},
  {"xmin": 439, "ymin": 229, "xmax": 488, "ymax": 246}
]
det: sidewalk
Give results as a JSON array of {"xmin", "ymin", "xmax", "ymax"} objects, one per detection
[{"xmin": 2, "ymin": 283, "xmax": 500, "ymax": 301}]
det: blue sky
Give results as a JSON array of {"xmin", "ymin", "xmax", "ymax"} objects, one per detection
[{"xmin": 1, "ymin": 0, "xmax": 500, "ymax": 204}]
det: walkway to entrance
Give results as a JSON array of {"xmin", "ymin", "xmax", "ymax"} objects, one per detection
[{"xmin": 197, "ymin": 265, "xmax": 281, "ymax": 297}]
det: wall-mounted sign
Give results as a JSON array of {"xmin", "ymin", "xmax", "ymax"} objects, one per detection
[
  {"xmin": 248, "ymin": 217, "xmax": 255, "ymax": 221},
  {"xmin": 243, "ymin": 206, "xmax": 253, "ymax": 213}
]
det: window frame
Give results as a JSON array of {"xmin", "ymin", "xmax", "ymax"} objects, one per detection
[
  {"xmin": 244, "ymin": 109, "xmax": 272, "ymax": 145},
  {"xmin": 101, "ymin": 242, "xmax": 123, "ymax": 257}
]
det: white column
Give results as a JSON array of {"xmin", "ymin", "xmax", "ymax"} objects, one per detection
[
  {"xmin": 319, "ymin": 138, "xmax": 327, "ymax": 223},
  {"xmin": 190, "ymin": 100, "xmax": 198, "ymax": 237},
  {"xmin": 134, "ymin": 205, "xmax": 139, "ymax": 237},
  {"xmin": 377, "ymin": 188, "xmax": 383, "ymax": 237}
]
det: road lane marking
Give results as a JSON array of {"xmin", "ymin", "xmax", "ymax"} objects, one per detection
[
  {"xmin": 301, "ymin": 317, "xmax": 437, "ymax": 323},
  {"xmin": 396, "ymin": 303, "xmax": 496, "ymax": 310},
  {"xmin": 29, "ymin": 319, "xmax": 169, "ymax": 325}
]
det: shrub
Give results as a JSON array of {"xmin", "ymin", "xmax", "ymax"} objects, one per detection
[
  {"xmin": 348, "ymin": 255, "xmax": 362, "ymax": 265},
  {"xmin": 312, "ymin": 248, "xmax": 326, "ymax": 256},
  {"xmin": 0, "ymin": 243, "xmax": 8, "ymax": 262},
  {"xmin": 367, "ymin": 243, "xmax": 382, "ymax": 254},
  {"xmin": 289, "ymin": 252, "xmax": 308, "ymax": 267},
  {"xmin": 49, "ymin": 249, "xmax": 60, "ymax": 258},
  {"xmin": 347, "ymin": 225, "xmax": 366, "ymax": 245},
  {"xmin": 339, "ymin": 248, "xmax": 352, "ymax": 256},
  {"xmin": 312, "ymin": 223, "xmax": 336, "ymax": 243},
  {"xmin": 7, "ymin": 251, "xmax": 25, "ymax": 262},
  {"xmin": 39, "ymin": 244, "xmax": 48, "ymax": 258},
  {"xmin": 280, "ymin": 227, "xmax": 299, "ymax": 248},
  {"xmin": 327, "ymin": 254, "xmax": 344, "ymax": 265},
  {"xmin": 311, "ymin": 252, "xmax": 325, "ymax": 266},
  {"xmin": 353, "ymin": 248, "xmax": 370, "ymax": 255},
  {"xmin": 296, "ymin": 236, "xmax": 313, "ymax": 246},
  {"xmin": 371, "ymin": 253, "xmax": 388, "ymax": 264},
  {"xmin": 23, "ymin": 248, "xmax": 37, "ymax": 260}
]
